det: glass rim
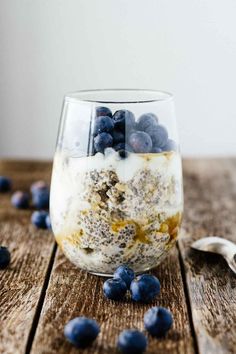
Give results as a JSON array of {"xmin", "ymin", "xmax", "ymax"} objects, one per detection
[{"xmin": 64, "ymin": 89, "xmax": 173, "ymax": 104}]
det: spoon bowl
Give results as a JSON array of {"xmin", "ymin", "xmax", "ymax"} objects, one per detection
[{"xmin": 191, "ymin": 236, "xmax": 236, "ymax": 275}]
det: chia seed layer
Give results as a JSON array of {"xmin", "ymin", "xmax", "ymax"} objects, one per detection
[{"xmin": 51, "ymin": 150, "xmax": 183, "ymax": 274}]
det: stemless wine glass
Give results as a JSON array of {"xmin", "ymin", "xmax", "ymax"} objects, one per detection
[{"xmin": 50, "ymin": 89, "xmax": 183, "ymax": 276}]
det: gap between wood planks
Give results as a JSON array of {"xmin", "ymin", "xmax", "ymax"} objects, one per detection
[
  {"xmin": 177, "ymin": 242, "xmax": 199, "ymax": 354},
  {"xmin": 24, "ymin": 242, "xmax": 199, "ymax": 354},
  {"xmin": 25, "ymin": 242, "xmax": 58, "ymax": 354}
]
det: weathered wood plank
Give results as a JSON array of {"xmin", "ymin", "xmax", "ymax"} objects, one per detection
[
  {"xmin": 179, "ymin": 159, "xmax": 236, "ymax": 354},
  {"xmin": 0, "ymin": 160, "xmax": 55, "ymax": 354},
  {"xmin": 31, "ymin": 247, "xmax": 194, "ymax": 354}
]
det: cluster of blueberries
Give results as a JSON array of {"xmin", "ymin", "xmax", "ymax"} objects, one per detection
[
  {"xmin": 92, "ymin": 106, "xmax": 177, "ymax": 155},
  {"xmin": 64, "ymin": 265, "xmax": 173, "ymax": 353},
  {"xmin": 0, "ymin": 176, "xmax": 52, "ymax": 269}
]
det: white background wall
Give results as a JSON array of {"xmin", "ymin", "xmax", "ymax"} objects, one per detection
[{"xmin": 0, "ymin": 0, "xmax": 236, "ymax": 159}]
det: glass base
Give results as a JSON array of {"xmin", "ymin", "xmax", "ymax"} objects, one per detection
[{"xmin": 88, "ymin": 264, "xmax": 159, "ymax": 278}]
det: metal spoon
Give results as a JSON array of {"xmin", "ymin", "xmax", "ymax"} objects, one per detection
[{"xmin": 191, "ymin": 236, "xmax": 236, "ymax": 275}]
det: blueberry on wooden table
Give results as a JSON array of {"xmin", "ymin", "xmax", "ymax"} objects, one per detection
[
  {"xmin": 144, "ymin": 306, "xmax": 173, "ymax": 337},
  {"xmin": 0, "ymin": 176, "xmax": 12, "ymax": 192},
  {"xmin": 137, "ymin": 113, "xmax": 159, "ymax": 132},
  {"xmin": 31, "ymin": 211, "xmax": 49, "ymax": 229},
  {"xmin": 94, "ymin": 132, "xmax": 113, "ymax": 153},
  {"xmin": 114, "ymin": 265, "xmax": 135, "ymax": 288},
  {"xmin": 0, "ymin": 246, "xmax": 11, "ymax": 269},
  {"xmin": 130, "ymin": 274, "xmax": 160, "ymax": 302},
  {"xmin": 32, "ymin": 188, "xmax": 49, "ymax": 209},
  {"xmin": 103, "ymin": 278, "xmax": 127, "ymax": 300},
  {"xmin": 96, "ymin": 106, "xmax": 112, "ymax": 118},
  {"xmin": 113, "ymin": 110, "xmax": 135, "ymax": 131},
  {"xmin": 64, "ymin": 317, "xmax": 100, "ymax": 348},
  {"xmin": 128, "ymin": 131, "xmax": 153, "ymax": 153},
  {"xmin": 45, "ymin": 214, "xmax": 51, "ymax": 229},
  {"xmin": 11, "ymin": 191, "xmax": 30, "ymax": 209},
  {"xmin": 117, "ymin": 329, "xmax": 148, "ymax": 354},
  {"xmin": 31, "ymin": 180, "xmax": 48, "ymax": 194},
  {"xmin": 93, "ymin": 116, "xmax": 114, "ymax": 135}
]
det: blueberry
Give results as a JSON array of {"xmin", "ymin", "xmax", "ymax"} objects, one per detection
[
  {"xmin": 117, "ymin": 329, "xmax": 147, "ymax": 354},
  {"xmin": 129, "ymin": 131, "xmax": 152, "ymax": 153},
  {"xmin": 103, "ymin": 278, "xmax": 127, "ymax": 300},
  {"xmin": 152, "ymin": 147, "xmax": 162, "ymax": 153},
  {"xmin": 147, "ymin": 124, "xmax": 168, "ymax": 148},
  {"xmin": 118, "ymin": 150, "xmax": 129, "ymax": 159},
  {"xmin": 130, "ymin": 274, "xmax": 160, "ymax": 302},
  {"xmin": 32, "ymin": 189, "xmax": 49, "ymax": 209},
  {"xmin": 64, "ymin": 317, "xmax": 100, "ymax": 348},
  {"xmin": 112, "ymin": 130, "xmax": 125, "ymax": 144},
  {"xmin": 114, "ymin": 265, "xmax": 135, "ymax": 288},
  {"xmin": 162, "ymin": 139, "xmax": 178, "ymax": 152},
  {"xmin": 114, "ymin": 143, "xmax": 133, "ymax": 152},
  {"xmin": 113, "ymin": 110, "xmax": 135, "ymax": 131},
  {"xmin": 114, "ymin": 143, "xmax": 133, "ymax": 159},
  {"xmin": 93, "ymin": 116, "xmax": 114, "ymax": 135},
  {"xmin": 11, "ymin": 191, "xmax": 30, "ymax": 209},
  {"xmin": 0, "ymin": 246, "xmax": 11, "ymax": 269},
  {"xmin": 137, "ymin": 113, "xmax": 158, "ymax": 132},
  {"xmin": 94, "ymin": 132, "xmax": 113, "ymax": 153},
  {"xmin": 0, "ymin": 176, "xmax": 12, "ymax": 192},
  {"xmin": 45, "ymin": 214, "xmax": 51, "ymax": 229},
  {"xmin": 31, "ymin": 210, "xmax": 48, "ymax": 229},
  {"xmin": 31, "ymin": 180, "xmax": 48, "ymax": 194},
  {"xmin": 144, "ymin": 307, "xmax": 173, "ymax": 337},
  {"xmin": 96, "ymin": 106, "xmax": 112, "ymax": 118}
]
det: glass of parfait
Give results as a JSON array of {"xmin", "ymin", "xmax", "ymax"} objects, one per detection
[{"xmin": 50, "ymin": 89, "xmax": 183, "ymax": 276}]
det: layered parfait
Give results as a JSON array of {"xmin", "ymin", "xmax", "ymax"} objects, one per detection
[{"xmin": 51, "ymin": 106, "xmax": 183, "ymax": 274}]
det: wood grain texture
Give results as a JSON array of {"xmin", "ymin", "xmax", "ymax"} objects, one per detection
[
  {"xmin": 2, "ymin": 158, "xmax": 236, "ymax": 354},
  {"xmin": 179, "ymin": 159, "xmax": 236, "ymax": 354},
  {"xmin": 0, "ymin": 160, "xmax": 54, "ymax": 354},
  {"xmin": 31, "ymin": 247, "xmax": 194, "ymax": 354}
]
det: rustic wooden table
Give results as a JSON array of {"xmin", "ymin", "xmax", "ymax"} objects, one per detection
[{"xmin": 0, "ymin": 159, "xmax": 236, "ymax": 354}]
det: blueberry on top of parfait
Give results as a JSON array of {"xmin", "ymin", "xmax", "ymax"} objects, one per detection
[
  {"xmin": 162, "ymin": 139, "xmax": 178, "ymax": 152},
  {"xmin": 128, "ymin": 131, "xmax": 152, "ymax": 153},
  {"xmin": 147, "ymin": 124, "xmax": 168, "ymax": 149},
  {"xmin": 137, "ymin": 113, "xmax": 158, "ymax": 132},
  {"xmin": 114, "ymin": 143, "xmax": 133, "ymax": 159},
  {"xmin": 112, "ymin": 110, "xmax": 135, "ymax": 131},
  {"xmin": 94, "ymin": 132, "xmax": 113, "ymax": 153},
  {"xmin": 93, "ymin": 116, "xmax": 114, "ymax": 135},
  {"xmin": 96, "ymin": 106, "xmax": 112, "ymax": 118},
  {"xmin": 114, "ymin": 142, "xmax": 133, "ymax": 152},
  {"xmin": 152, "ymin": 146, "xmax": 162, "ymax": 153},
  {"xmin": 112, "ymin": 130, "xmax": 125, "ymax": 144}
]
